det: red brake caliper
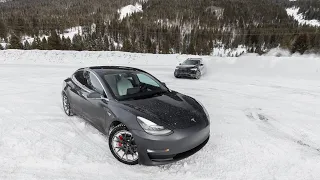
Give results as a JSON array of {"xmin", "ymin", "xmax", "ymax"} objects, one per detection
[{"xmin": 118, "ymin": 135, "xmax": 123, "ymax": 147}]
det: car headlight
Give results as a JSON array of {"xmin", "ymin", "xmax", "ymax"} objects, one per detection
[
  {"xmin": 190, "ymin": 68, "xmax": 198, "ymax": 71},
  {"xmin": 175, "ymin": 67, "xmax": 179, "ymax": 70},
  {"xmin": 137, "ymin": 116, "xmax": 172, "ymax": 135},
  {"xmin": 196, "ymin": 100, "xmax": 210, "ymax": 120}
]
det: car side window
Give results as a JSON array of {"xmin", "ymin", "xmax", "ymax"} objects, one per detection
[
  {"xmin": 136, "ymin": 73, "xmax": 160, "ymax": 87},
  {"xmin": 88, "ymin": 72, "xmax": 105, "ymax": 95},
  {"xmin": 74, "ymin": 70, "xmax": 87, "ymax": 86}
]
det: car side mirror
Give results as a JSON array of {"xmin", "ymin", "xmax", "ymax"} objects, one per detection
[
  {"xmin": 161, "ymin": 82, "xmax": 167, "ymax": 87},
  {"xmin": 87, "ymin": 91, "xmax": 103, "ymax": 99},
  {"xmin": 179, "ymin": 63, "xmax": 181, "ymax": 65}
]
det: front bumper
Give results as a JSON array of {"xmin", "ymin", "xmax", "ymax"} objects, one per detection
[
  {"xmin": 174, "ymin": 69, "xmax": 197, "ymax": 77},
  {"xmin": 131, "ymin": 124, "xmax": 210, "ymax": 166}
]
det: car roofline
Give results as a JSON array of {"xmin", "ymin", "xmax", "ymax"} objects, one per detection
[{"xmin": 84, "ymin": 66, "xmax": 146, "ymax": 73}]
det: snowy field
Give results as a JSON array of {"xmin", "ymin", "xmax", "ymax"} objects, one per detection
[{"xmin": 0, "ymin": 50, "xmax": 320, "ymax": 180}]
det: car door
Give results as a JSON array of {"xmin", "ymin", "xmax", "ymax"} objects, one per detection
[
  {"xmin": 79, "ymin": 70, "xmax": 109, "ymax": 131},
  {"xmin": 68, "ymin": 83, "xmax": 84, "ymax": 115},
  {"xmin": 68, "ymin": 69, "xmax": 89, "ymax": 116}
]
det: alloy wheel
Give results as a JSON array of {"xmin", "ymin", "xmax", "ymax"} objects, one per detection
[
  {"xmin": 62, "ymin": 93, "xmax": 73, "ymax": 116},
  {"xmin": 111, "ymin": 130, "xmax": 138, "ymax": 163}
]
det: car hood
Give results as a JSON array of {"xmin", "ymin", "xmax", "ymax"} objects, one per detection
[
  {"xmin": 176, "ymin": 65, "xmax": 197, "ymax": 69},
  {"xmin": 121, "ymin": 92, "xmax": 208, "ymax": 129}
]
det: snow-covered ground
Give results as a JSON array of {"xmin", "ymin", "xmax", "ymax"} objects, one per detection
[
  {"xmin": 0, "ymin": 50, "xmax": 320, "ymax": 180},
  {"xmin": 286, "ymin": 7, "xmax": 320, "ymax": 27}
]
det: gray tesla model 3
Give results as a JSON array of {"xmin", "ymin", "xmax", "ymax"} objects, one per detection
[{"xmin": 61, "ymin": 66, "xmax": 210, "ymax": 165}]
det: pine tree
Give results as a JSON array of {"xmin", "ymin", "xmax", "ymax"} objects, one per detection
[
  {"xmin": 103, "ymin": 35, "xmax": 109, "ymax": 51},
  {"xmin": 23, "ymin": 41, "xmax": 31, "ymax": 50},
  {"xmin": 61, "ymin": 36, "xmax": 67, "ymax": 50},
  {"xmin": 122, "ymin": 39, "xmax": 132, "ymax": 52},
  {"xmin": 109, "ymin": 37, "xmax": 115, "ymax": 51},
  {"xmin": 65, "ymin": 37, "xmax": 72, "ymax": 50},
  {"xmin": 145, "ymin": 36, "xmax": 152, "ymax": 53},
  {"xmin": 8, "ymin": 35, "xmax": 23, "ymax": 49},
  {"xmin": 31, "ymin": 36, "xmax": 41, "ymax": 49},
  {"xmin": 209, "ymin": 39, "xmax": 213, "ymax": 52},
  {"xmin": 95, "ymin": 34, "xmax": 104, "ymax": 51},
  {"xmin": 187, "ymin": 38, "xmax": 195, "ymax": 55},
  {"xmin": 47, "ymin": 31, "xmax": 61, "ymax": 50},
  {"xmin": 72, "ymin": 34, "xmax": 84, "ymax": 51},
  {"xmin": 60, "ymin": 36, "xmax": 72, "ymax": 50},
  {"xmin": 182, "ymin": 35, "xmax": 188, "ymax": 54},
  {"xmin": 151, "ymin": 42, "xmax": 157, "ymax": 54},
  {"xmin": 41, "ymin": 37, "xmax": 48, "ymax": 50},
  {"xmin": 291, "ymin": 34, "xmax": 310, "ymax": 54},
  {"xmin": 162, "ymin": 38, "xmax": 170, "ymax": 54},
  {"xmin": 0, "ymin": 20, "xmax": 7, "ymax": 39},
  {"xmin": 0, "ymin": 44, "xmax": 3, "ymax": 50}
]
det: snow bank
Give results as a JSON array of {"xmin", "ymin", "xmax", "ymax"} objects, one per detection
[{"xmin": 0, "ymin": 50, "xmax": 319, "ymax": 79}]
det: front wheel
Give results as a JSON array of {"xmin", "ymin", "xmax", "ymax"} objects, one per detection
[
  {"xmin": 174, "ymin": 71, "xmax": 179, "ymax": 78},
  {"xmin": 195, "ymin": 70, "xmax": 201, "ymax": 79},
  {"xmin": 109, "ymin": 124, "xmax": 139, "ymax": 165}
]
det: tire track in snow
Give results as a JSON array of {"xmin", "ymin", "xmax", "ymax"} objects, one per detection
[
  {"xmin": 244, "ymin": 108, "xmax": 320, "ymax": 154},
  {"xmin": 0, "ymin": 106, "xmax": 110, "ymax": 163}
]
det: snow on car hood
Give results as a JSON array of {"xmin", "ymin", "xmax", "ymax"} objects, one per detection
[{"xmin": 122, "ymin": 92, "xmax": 208, "ymax": 129}]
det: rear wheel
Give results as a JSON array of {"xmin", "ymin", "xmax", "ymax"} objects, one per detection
[
  {"xmin": 109, "ymin": 124, "xmax": 139, "ymax": 165},
  {"xmin": 62, "ymin": 93, "xmax": 74, "ymax": 116}
]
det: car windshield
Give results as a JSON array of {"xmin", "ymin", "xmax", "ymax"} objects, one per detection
[
  {"xmin": 101, "ymin": 70, "xmax": 168, "ymax": 101},
  {"xmin": 182, "ymin": 59, "xmax": 200, "ymax": 65}
]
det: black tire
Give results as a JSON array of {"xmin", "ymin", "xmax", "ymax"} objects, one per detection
[
  {"xmin": 174, "ymin": 71, "xmax": 179, "ymax": 78},
  {"xmin": 195, "ymin": 70, "xmax": 201, "ymax": 79},
  {"xmin": 62, "ymin": 92, "xmax": 74, "ymax": 116},
  {"xmin": 109, "ymin": 124, "xmax": 139, "ymax": 165}
]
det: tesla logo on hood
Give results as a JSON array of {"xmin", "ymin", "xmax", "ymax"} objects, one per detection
[{"xmin": 191, "ymin": 118, "xmax": 196, "ymax": 122}]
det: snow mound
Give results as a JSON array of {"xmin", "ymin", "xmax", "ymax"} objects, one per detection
[
  {"xmin": 263, "ymin": 48, "xmax": 292, "ymax": 57},
  {"xmin": 286, "ymin": 7, "xmax": 320, "ymax": 27},
  {"xmin": 118, "ymin": 3, "xmax": 143, "ymax": 20}
]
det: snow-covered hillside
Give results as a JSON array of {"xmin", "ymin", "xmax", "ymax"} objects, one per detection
[
  {"xmin": 21, "ymin": 26, "xmax": 82, "ymax": 45},
  {"xmin": 286, "ymin": 7, "xmax": 320, "ymax": 27},
  {"xmin": 118, "ymin": 3, "xmax": 143, "ymax": 20},
  {"xmin": 0, "ymin": 50, "xmax": 319, "ymax": 180}
]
